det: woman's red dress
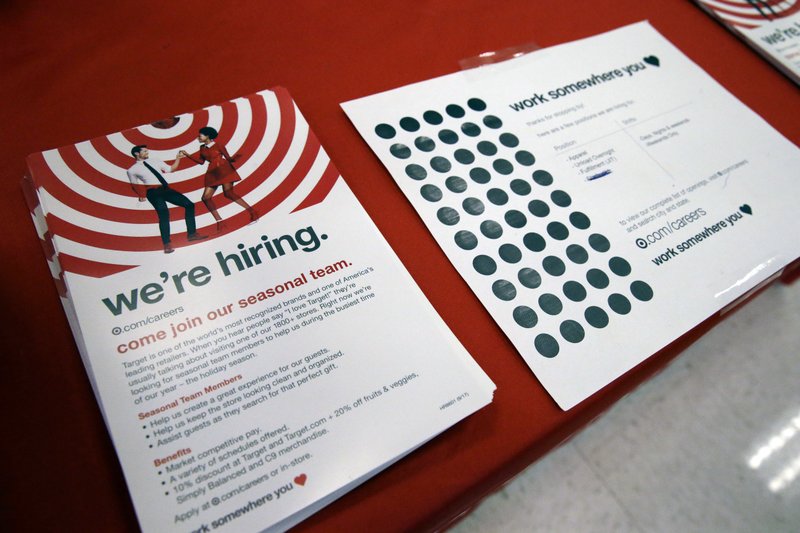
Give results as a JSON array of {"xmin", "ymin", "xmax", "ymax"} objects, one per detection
[{"xmin": 186, "ymin": 143, "xmax": 241, "ymax": 187}]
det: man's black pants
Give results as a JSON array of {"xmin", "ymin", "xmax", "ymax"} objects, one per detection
[{"xmin": 146, "ymin": 187, "xmax": 197, "ymax": 244}]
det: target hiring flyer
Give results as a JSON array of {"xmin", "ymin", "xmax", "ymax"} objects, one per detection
[
  {"xmin": 694, "ymin": 0, "xmax": 800, "ymax": 86},
  {"xmin": 24, "ymin": 88, "xmax": 495, "ymax": 532}
]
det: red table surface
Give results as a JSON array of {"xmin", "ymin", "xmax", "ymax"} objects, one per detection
[{"xmin": 1, "ymin": 1, "xmax": 798, "ymax": 531}]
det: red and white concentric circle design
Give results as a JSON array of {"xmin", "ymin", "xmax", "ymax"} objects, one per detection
[
  {"xmin": 697, "ymin": 0, "xmax": 800, "ymax": 29},
  {"xmin": 27, "ymin": 88, "xmax": 340, "ymax": 288}
]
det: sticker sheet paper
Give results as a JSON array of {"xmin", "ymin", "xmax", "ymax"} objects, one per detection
[{"xmin": 343, "ymin": 22, "xmax": 800, "ymax": 410}]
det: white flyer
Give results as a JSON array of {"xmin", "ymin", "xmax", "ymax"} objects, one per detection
[
  {"xmin": 343, "ymin": 22, "xmax": 800, "ymax": 409},
  {"xmin": 25, "ymin": 88, "xmax": 494, "ymax": 532}
]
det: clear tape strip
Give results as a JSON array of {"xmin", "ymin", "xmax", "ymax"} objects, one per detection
[{"xmin": 457, "ymin": 42, "xmax": 543, "ymax": 81}]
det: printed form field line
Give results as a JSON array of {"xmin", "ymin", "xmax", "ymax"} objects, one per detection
[
  {"xmin": 557, "ymin": 102, "xmax": 694, "ymax": 182},
  {"xmin": 556, "ymin": 102, "xmax": 694, "ymax": 154}
]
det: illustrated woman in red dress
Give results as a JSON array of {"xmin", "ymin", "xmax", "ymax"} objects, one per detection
[{"xmin": 180, "ymin": 126, "xmax": 258, "ymax": 231}]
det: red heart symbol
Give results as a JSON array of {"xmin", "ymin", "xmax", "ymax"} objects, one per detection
[{"xmin": 294, "ymin": 474, "xmax": 307, "ymax": 486}]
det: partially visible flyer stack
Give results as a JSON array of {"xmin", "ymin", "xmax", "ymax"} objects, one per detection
[
  {"xmin": 23, "ymin": 88, "xmax": 494, "ymax": 532},
  {"xmin": 694, "ymin": 0, "xmax": 800, "ymax": 85}
]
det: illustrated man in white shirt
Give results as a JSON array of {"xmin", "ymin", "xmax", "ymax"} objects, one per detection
[{"xmin": 127, "ymin": 145, "xmax": 206, "ymax": 253}]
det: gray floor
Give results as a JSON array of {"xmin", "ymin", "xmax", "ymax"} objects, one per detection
[{"xmin": 452, "ymin": 279, "xmax": 800, "ymax": 532}]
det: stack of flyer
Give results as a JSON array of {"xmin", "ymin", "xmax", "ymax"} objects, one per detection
[
  {"xmin": 343, "ymin": 22, "xmax": 800, "ymax": 410},
  {"xmin": 23, "ymin": 88, "xmax": 495, "ymax": 532},
  {"xmin": 693, "ymin": 0, "xmax": 800, "ymax": 85}
]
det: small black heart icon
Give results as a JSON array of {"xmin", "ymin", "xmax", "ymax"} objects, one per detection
[
  {"xmin": 644, "ymin": 55, "xmax": 660, "ymax": 67},
  {"xmin": 740, "ymin": 204, "xmax": 752, "ymax": 215}
]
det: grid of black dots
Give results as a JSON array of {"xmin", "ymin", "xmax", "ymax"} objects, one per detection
[{"xmin": 373, "ymin": 98, "xmax": 654, "ymax": 358}]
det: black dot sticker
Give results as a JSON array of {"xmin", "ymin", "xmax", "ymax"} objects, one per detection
[
  {"xmin": 467, "ymin": 97, "xmax": 487, "ymax": 111},
  {"xmin": 375, "ymin": 123, "xmax": 396, "ymax": 139},
  {"xmin": 510, "ymin": 179, "xmax": 531, "ymax": 196},
  {"xmin": 461, "ymin": 122, "xmax": 481, "ymax": 137},
  {"xmin": 550, "ymin": 190, "xmax": 572, "ymax": 207},
  {"xmin": 499, "ymin": 133, "xmax": 519, "ymax": 147},
  {"xmin": 588, "ymin": 233, "xmax": 610, "ymax": 252},
  {"xmin": 415, "ymin": 136, "xmax": 435, "ymax": 152},
  {"xmin": 473, "ymin": 255, "xmax": 497, "ymax": 275},
  {"xmin": 563, "ymin": 280, "xmax": 587, "ymax": 302},
  {"xmin": 493, "ymin": 159, "xmax": 513, "ymax": 175},
  {"xmin": 609, "ymin": 257, "xmax": 632, "ymax": 277},
  {"xmin": 528, "ymin": 199, "xmax": 550, "ymax": 218},
  {"xmin": 515, "ymin": 150, "xmax": 535, "ymax": 166},
  {"xmin": 518, "ymin": 267, "xmax": 542, "ymax": 289},
  {"xmin": 437, "ymin": 207, "xmax": 460, "ymax": 226},
  {"xmin": 608, "ymin": 293, "xmax": 632, "ymax": 315},
  {"xmin": 532, "ymin": 170, "xmax": 553, "ymax": 186},
  {"xmin": 513, "ymin": 306, "xmax": 538, "ymax": 328},
  {"xmin": 454, "ymin": 230, "xmax": 478, "ymax": 250},
  {"xmin": 463, "ymin": 197, "xmax": 485, "ymax": 215},
  {"xmin": 566, "ymin": 244, "xmax": 589, "ymax": 264},
  {"xmin": 469, "ymin": 167, "xmax": 491, "ymax": 184},
  {"xmin": 535, "ymin": 334, "xmax": 559, "ymax": 358},
  {"xmin": 390, "ymin": 143, "xmax": 411, "ymax": 159},
  {"xmin": 538, "ymin": 293, "xmax": 563, "ymax": 315},
  {"xmin": 560, "ymin": 320, "xmax": 585, "ymax": 343},
  {"xmin": 423, "ymin": 110, "xmax": 443, "ymax": 125},
  {"xmin": 400, "ymin": 117, "xmax": 420, "ymax": 132},
  {"xmin": 499, "ymin": 243, "xmax": 522, "ymax": 263},
  {"xmin": 405, "ymin": 164, "xmax": 427, "ymax": 181},
  {"xmin": 445, "ymin": 176, "xmax": 467, "ymax": 193},
  {"xmin": 454, "ymin": 149, "xmax": 475, "ymax": 165},
  {"xmin": 547, "ymin": 221, "xmax": 569, "ymax": 240},
  {"xmin": 439, "ymin": 129, "xmax": 459, "ymax": 144},
  {"xmin": 420, "ymin": 184, "xmax": 442, "ymax": 202},
  {"xmin": 446, "ymin": 104, "xmax": 465, "ymax": 118},
  {"xmin": 480, "ymin": 220, "xmax": 503, "ymax": 239},
  {"xmin": 631, "ymin": 280, "xmax": 654, "ymax": 301},
  {"xmin": 430, "ymin": 156, "xmax": 451, "ymax": 173},
  {"xmin": 523, "ymin": 232, "xmax": 546, "ymax": 252},
  {"xmin": 477, "ymin": 141, "xmax": 497, "ymax": 156},
  {"xmin": 569, "ymin": 211, "xmax": 591, "ymax": 230},
  {"xmin": 585, "ymin": 306, "xmax": 609, "ymax": 328},
  {"xmin": 492, "ymin": 279, "xmax": 517, "ymax": 301},
  {"xmin": 543, "ymin": 256, "xmax": 566, "ymax": 276},
  {"xmin": 483, "ymin": 115, "xmax": 503, "ymax": 129},
  {"xmin": 586, "ymin": 268, "xmax": 610, "ymax": 289},
  {"xmin": 504, "ymin": 209, "xmax": 527, "ymax": 228},
  {"xmin": 487, "ymin": 188, "xmax": 509, "ymax": 206}
]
